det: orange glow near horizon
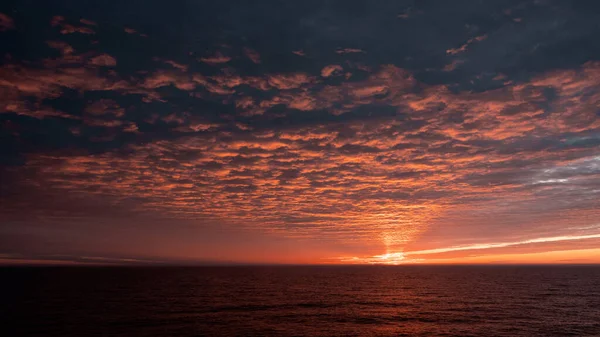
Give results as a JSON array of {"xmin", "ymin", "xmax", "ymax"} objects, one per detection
[{"xmin": 337, "ymin": 236, "xmax": 600, "ymax": 265}]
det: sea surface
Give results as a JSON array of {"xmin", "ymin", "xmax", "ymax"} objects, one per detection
[{"xmin": 2, "ymin": 265, "xmax": 600, "ymax": 336}]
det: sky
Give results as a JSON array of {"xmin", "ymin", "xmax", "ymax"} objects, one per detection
[{"xmin": 1, "ymin": 0, "xmax": 600, "ymax": 265}]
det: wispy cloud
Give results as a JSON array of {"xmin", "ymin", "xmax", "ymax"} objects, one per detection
[{"xmin": 407, "ymin": 233, "xmax": 600, "ymax": 256}]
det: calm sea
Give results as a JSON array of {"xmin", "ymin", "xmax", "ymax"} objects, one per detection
[{"xmin": 2, "ymin": 265, "xmax": 600, "ymax": 336}]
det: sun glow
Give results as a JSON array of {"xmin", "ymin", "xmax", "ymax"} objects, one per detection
[
  {"xmin": 340, "ymin": 231, "xmax": 600, "ymax": 264},
  {"xmin": 340, "ymin": 251, "xmax": 425, "ymax": 265},
  {"xmin": 374, "ymin": 252, "xmax": 406, "ymax": 264}
]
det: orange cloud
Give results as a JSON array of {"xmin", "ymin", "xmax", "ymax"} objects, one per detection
[
  {"xmin": 266, "ymin": 73, "xmax": 313, "ymax": 89},
  {"xmin": 446, "ymin": 34, "xmax": 487, "ymax": 55},
  {"xmin": 321, "ymin": 65, "xmax": 343, "ymax": 77},
  {"xmin": 199, "ymin": 51, "xmax": 231, "ymax": 65},
  {"xmin": 164, "ymin": 60, "xmax": 188, "ymax": 71},
  {"xmin": 89, "ymin": 54, "xmax": 117, "ymax": 67},
  {"xmin": 143, "ymin": 70, "xmax": 195, "ymax": 90}
]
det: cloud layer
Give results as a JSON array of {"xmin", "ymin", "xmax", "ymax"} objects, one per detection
[{"xmin": 1, "ymin": 1, "xmax": 600, "ymax": 264}]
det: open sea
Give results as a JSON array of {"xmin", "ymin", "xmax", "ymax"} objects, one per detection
[{"xmin": 2, "ymin": 265, "xmax": 600, "ymax": 336}]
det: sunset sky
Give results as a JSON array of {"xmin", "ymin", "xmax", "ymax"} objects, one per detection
[{"xmin": 1, "ymin": 0, "xmax": 600, "ymax": 265}]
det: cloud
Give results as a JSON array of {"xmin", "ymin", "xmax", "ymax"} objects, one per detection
[
  {"xmin": 164, "ymin": 60, "xmax": 188, "ymax": 71},
  {"xmin": 3, "ymin": 3, "xmax": 600, "ymax": 264},
  {"xmin": 321, "ymin": 65, "xmax": 343, "ymax": 77},
  {"xmin": 0, "ymin": 64, "xmax": 128, "ymax": 99},
  {"xmin": 335, "ymin": 48, "xmax": 364, "ymax": 54},
  {"xmin": 199, "ymin": 52, "xmax": 231, "ymax": 65},
  {"xmin": 244, "ymin": 48, "xmax": 261, "ymax": 64},
  {"xmin": 79, "ymin": 19, "xmax": 97, "ymax": 26},
  {"xmin": 50, "ymin": 16, "xmax": 95, "ymax": 34},
  {"xmin": 0, "ymin": 12, "xmax": 15, "ymax": 31},
  {"xmin": 46, "ymin": 40, "xmax": 75, "ymax": 55},
  {"xmin": 89, "ymin": 54, "xmax": 117, "ymax": 67},
  {"xmin": 266, "ymin": 73, "xmax": 313, "ymax": 89},
  {"xmin": 142, "ymin": 70, "xmax": 195, "ymax": 90},
  {"xmin": 442, "ymin": 59, "xmax": 464, "ymax": 72},
  {"xmin": 446, "ymin": 35, "xmax": 487, "ymax": 55}
]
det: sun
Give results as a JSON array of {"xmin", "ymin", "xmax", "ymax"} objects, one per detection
[{"xmin": 373, "ymin": 252, "xmax": 406, "ymax": 264}]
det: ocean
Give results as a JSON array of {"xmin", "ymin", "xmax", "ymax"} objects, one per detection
[{"xmin": 2, "ymin": 265, "xmax": 600, "ymax": 336}]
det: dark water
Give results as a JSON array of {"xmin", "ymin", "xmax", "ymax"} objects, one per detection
[{"xmin": 2, "ymin": 266, "xmax": 600, "ymax": 336}]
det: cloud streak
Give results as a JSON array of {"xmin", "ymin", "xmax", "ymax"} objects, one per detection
[{"xmin": 408, "ymin": 233, "xmax": 600, "ymax": 256}]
